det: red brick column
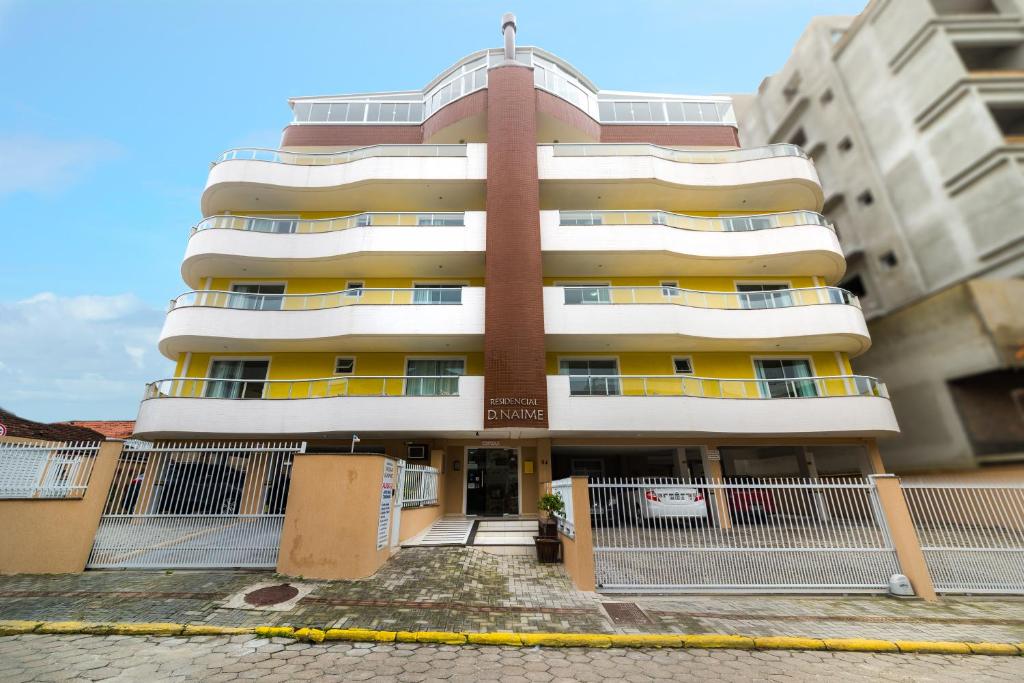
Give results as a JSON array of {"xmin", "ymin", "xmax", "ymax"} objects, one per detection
[{"xmin": 483, "ymin": 64, "xmax": 548, "ymax": 429}]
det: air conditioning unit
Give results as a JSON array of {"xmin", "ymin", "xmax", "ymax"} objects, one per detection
[{"xmin": 407, "ymin": 444, "xmax": 429, "ymax": 460}]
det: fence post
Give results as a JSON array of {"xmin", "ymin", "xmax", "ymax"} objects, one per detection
[
  {"xmin": 559, "ymin": 476, "xmax": 595, "ymax": 591},
  {"xmin": 870, "ymin": 474, "xmax": 937, "ymax": 602}
]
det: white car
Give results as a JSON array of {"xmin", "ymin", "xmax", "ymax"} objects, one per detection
[{"xmin": 628, "ymin": 486, "xmax": 708, "ymax": 521}]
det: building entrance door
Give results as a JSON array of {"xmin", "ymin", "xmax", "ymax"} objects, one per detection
[{"xmin": 466, "ymin": 449, "xmax": 519, "ymax": 516}]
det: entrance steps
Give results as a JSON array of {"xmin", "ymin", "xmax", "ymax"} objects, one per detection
[
  {"xmin": 402, "ymin": 518, "xmax": 474, "ymax": 547},
  {"xmin": 472, "ymin": 520, "xmax": 537, "ymax": 548},
  {"xmin": 401, "ymin": 518, "xmax": 539, "ymax": 553}
]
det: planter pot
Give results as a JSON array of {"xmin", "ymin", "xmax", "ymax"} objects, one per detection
[
  {"xmin": 538, "ymin": 519, "xmax": 558, "ymax": 539},
  {"xmin": 534, "ymin": 536, "xmax": 562, "ymax": 564}
]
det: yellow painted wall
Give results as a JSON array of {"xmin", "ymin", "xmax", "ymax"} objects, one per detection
[
  {"xmin": 206, "ymin": 277, "xmax": 485, "ymax": 293},
  {"xmin": 543, "ymin": 276, "xmax": 819, "ymax": 290}
]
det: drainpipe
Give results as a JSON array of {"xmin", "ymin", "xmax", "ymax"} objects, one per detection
[{"xmin": 501, "ymin": 13, "xmax": 517, "ymax": 62}]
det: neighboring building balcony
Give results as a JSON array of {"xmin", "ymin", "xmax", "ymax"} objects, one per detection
[
  {"xmin": 538, "ymin": 143, "xmax": 823, "ymax": 212},
  {"xmin": 545, "ymin": 374, "xmax": 898, "ymax": 437},
  {"xmin": 544, "ymin": 286, "xmax": 870, "ymax": 354},
  {"xmin": 182, "ymin": 212, "xmax": 485, "ymax": 286},
  {"xmin": 541, "ymin": 209, "xmax": 845, "ymax": 281},
  {"xmin": 157, "ymin": 287, "xmax": 485, "ymax": 357},
  {"xmin": 134, "ymin": 375, "xmax": 485, "ymax": 439},
  {"xmin": 201, "ymin": 143, "xmax": 487, "ymax": 215}
]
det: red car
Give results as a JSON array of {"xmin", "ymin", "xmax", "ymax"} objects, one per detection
[{"xmin": 726, "ymin": 487, "xmax": 775, "ymax": 521}]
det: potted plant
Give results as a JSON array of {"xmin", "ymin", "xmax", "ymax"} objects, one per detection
[{"xmin": 537, "ymin": 492, "xmax": 565, "ymax": 540}]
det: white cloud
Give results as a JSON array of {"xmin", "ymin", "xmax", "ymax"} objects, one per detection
[
  {"xmin": 0, "ymin": 292, "xmax": 172, "ymax": 422},
  {"xmin": 0, "ymin": 134, "xmax": 122, "ymax": 198}
]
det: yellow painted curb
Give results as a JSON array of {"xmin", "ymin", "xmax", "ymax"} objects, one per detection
[
  {"xmin": 607, "ymin": 634, "xmax": 683, "ymax": 648},
  {"xmin": 520, "ymin": 633, "xmax": 612, "ymax": 648},
  {"xmin": 468, "ymin": 632, "xmax": 523, "ymax": 647},
  {"xmin": 754, "ymin": 636, "xmax": 827, "ymax": 651},
  {"xmin": 0, "ymin": 620, "xmax": 41, "ymax": 636},
  {"xmin": 2, "ymin": 621, "xmax": 1022, "ymax": 656},
  {"xmin": 896, "ymin": 640, "xmax": 972, "ymax": 655},
  {"xmin": 685, "ymin": 634, "xmax": 755, "ymax": 650},
  {"xmin": 967, "ymin": 642, "xmax": 1020, "ymax": 656},
  {"xmin": 824, "ymin": 638, "xmax": 900, "ymax": 653}
]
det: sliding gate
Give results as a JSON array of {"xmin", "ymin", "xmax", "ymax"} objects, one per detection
[
  {"xmin": 87, "ymin": 441, "xmax": 305, "ymax": 569},
  {"xmin": 590, "ymin": 477, "xmax": 900, "ymax": 592}
]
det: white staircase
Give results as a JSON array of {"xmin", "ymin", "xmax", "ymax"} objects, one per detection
[
  {"xmin": 471, "ymin": 519, "xmax": 537, "ymax": 547},
  {"xmin": 402, "ymin": 518, "xmax": 475, "ymax": 547}
]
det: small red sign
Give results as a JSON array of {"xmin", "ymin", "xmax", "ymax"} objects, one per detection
[{"xmin": 0, "ymin": 422, "xmax": 6, "ymax": 437}]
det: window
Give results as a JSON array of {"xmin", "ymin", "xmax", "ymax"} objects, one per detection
[
  {"xmin": 789, "ymin": 128, "xmax": 808, "ymax": 148},
  {"xmin": 248, "ymin": 217, "xmax": 297, "ymax": 234},
  {"xmin": 723, "ymin": 216, "xmax": 774, "ymax": 232},
  {"xmin": 736, "ymin": 283, "xmax": 793, "ymax": 309},
  {"xmin": 782, "ymin": 73, "xmax": 802, "ymax": 104},
  {"xmin": 820, "ymin": 89, "xmax": 834, "ymax": 105},
  {"xmin": 412, "ymin": 284, "xmax": 463, "ymax": 304},
  {"xmin": 840, "ymin": 274, "xmax": 868, "ymax": 298},
  {"xmin": 562, "ymin": 284, "xmax": 611, "ymax": 305},
  {"xmin": 228, "ymin": 283, "xmax": 285, "ymax": 311},
  {"xmin": 405, "ymin": 359, "xmax": 464, "ymax": 396},
  {"xmin": 417, "ymin": 214, "xmax": 463, "ymax": 226},
  {"xmin": 879, "ymin": 251, "xmax": 899, "ymax": 269},
  {"xmin": 755, "ymin": 359, "xmax": 818, "ymax": 398},
  {"xmin": 661, "ymin": 281, "xmax": 679, "ymax": 297},
  {"xmin": 838, "ymin": 136, "xmax": 853, "ymax": 152},
  {"xmin": 673, "ymin": 358, "xmax": 694, "ymax": 374},
  {"xmin": 355, "ymin": 214, "xmax": 372, "ymax": 227},
  {"xmin": 345, "ymin": 282, "xmax": 364, "ymax": 298},
  {"xmin": 857, "ymin": 190, "xmax": 874, "ymax": 207},
  {"xmin": 334, "ymin": 358, "xmax": 355, "ymax": 375},
  {"xmin": 560, "ymin": 212, "xmax": 602, "ymax": 226},
  {"xmin": 559, "ymin": 358, "xmax": 620, "ymax": 396},
  {"xmin": 205, "ymin": 360, "xmax": 269, "ymax": 399}
]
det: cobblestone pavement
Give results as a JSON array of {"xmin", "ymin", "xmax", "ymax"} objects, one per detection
[
  {"xmin": 1, "ymin": 634, "xmax": 1023, "ymax": 682},
  {"xmin": 1, "ymin": 547, "xmax": 1024, "ymax": 642}
]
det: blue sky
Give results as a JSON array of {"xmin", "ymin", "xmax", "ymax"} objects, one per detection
[{"xmin": 0, "ymin": 0, "xmax": 867, "ymax": 422}]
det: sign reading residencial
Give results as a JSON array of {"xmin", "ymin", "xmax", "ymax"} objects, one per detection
[
  {"xmin": 376, "ymin": 459, "xmax": 397, "ymax": 550},
  {"xmin": 486, "ymin": 397, "xmax": 545, "ymax": 423}
]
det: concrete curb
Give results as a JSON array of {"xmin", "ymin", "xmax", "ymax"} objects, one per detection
[{"xmin": 0, "ymin": 621, "xmax": 1021, "ymax": 655}]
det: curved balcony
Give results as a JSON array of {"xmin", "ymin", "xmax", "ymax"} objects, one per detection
[
  {"xmin": 546, "ymin": 374, "xmax": 898, "ymax": 438},
  {"xmin": 202, "ymin": 144, "xmax": 486, "ymax": 215},
  {"xmin": 542, "ymin": 210, "xmax": 845, "ymax": 281},
  {"xmin": 158, "ymin": 287, "xmax": 485, "ymax": 357},
  {"xmin": 538, "ymin": 143, "xmax": 823, "ymax": 212},
  {"xmin": 544, "ymin": 286, "xmax": 870, "ymax": 355},
  {"xmin": 182, "ymin": 212, "xmax": 485, "ymax": 287},
  {"xmin": 134, "ymin": 376, "xmax": 485, "ymax": 439}
]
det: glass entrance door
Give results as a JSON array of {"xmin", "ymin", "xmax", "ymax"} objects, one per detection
[{"xmin": 465, "ymin": 449, "xmax": 519, "ymax": 516}]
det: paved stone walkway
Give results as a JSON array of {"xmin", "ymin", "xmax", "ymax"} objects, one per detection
[
  {"xmin": 1, "ymin": 634, "xmax": 1023, "ymax": 682},
  {"xmin": 1, "ymin": 548, "xmax": 1024, "ymax": 642}
]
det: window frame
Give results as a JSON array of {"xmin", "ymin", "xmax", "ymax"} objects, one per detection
[{"xmin": 333, "ymin": 357, "xmax": 356, "ymax": 375}]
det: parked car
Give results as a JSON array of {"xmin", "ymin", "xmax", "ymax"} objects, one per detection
[
  {"xmin": 631, "ymin": 486, "xmax": 708, "ymax": 523},
  {"xmin": 727, "ymin": 486, "xmax": 776, "ymax": 521},
  {"xmin": 589, "ymin": 488, "xmax": 626, "ymax": 527},
  {"xmin": 155, "ymin": 460, "xmax": 246, "ymax": 515}
]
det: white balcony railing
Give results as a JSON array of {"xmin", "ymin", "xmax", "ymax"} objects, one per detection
[
  {"xmin": 560, "ymin": 286, "xmax": 859, "ymax": 309},
  {"xmin": 561, "ymin": 374, "xmax": 888, "ymax": 400},
  {"xmin": 213, "ymin": 144, "xmax": 467, "ymax": 167},
  {"xmin": 169, "ymin": 287, "xmax": 464, "ymax": 312},
  {"xmin": 191, "ymin": 212, "xmax": 465, "ymax": 237},
  {"xmin": 559, "ymin": 209, "xmax": 831, "ymax": 233},
  {"xmin": 144, "ymin": 375, "xmax": 467, "ymax": 401},
  {"xmin": 552, "ymin": 142, "xmax": 808, "ymax": 164}
]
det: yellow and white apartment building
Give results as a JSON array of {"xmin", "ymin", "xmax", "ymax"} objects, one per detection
[{"xmin": 134, "ymin": 18, "xmax": 899, "ymax": 518}]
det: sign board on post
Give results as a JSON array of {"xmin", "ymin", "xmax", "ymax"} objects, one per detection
[{"xmin": 377, "ymin": 459, "xmax": 397, "ymax": 550}]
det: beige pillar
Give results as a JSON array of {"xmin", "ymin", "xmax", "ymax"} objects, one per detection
[
  {"xmin": 560, "ymin": 476, "xmax": 595, "ymax": 591},
  {"xmin": 0, "ymin": 440, "xmax": 123, "ymax": 574},
  {"xmin": 537, "ymin": 438, "xmax": 552, "ymax": 485},
  {"xmin": 238, "ymin": 456, "xmax": 271, "ymax": 514},
  {"xmin": 799, "ymin": 447, "xmax": 831, "ymax": 522},
  {"xmin": 863, "ymin": 439, "xmax": 886, "ymax": 475},
  {"xmin": 702, "ymin": 446, "xmax": 732, "ymax": 530},
  {"xmin": 277, "ymin": 454, "xmax": 394, "ymax": 580},
  {"xmin": 131, "ymin": 452, "xmax": 163, "ymax": 514},
  {"xmin": 871, "ymin": 474, "xmax": 937, "ymax": 602}
]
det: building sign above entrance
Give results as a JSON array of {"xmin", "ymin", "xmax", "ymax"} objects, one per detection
[{"xmin": 486, "ymin": 396, "xmax": 546, "ymax": 427}]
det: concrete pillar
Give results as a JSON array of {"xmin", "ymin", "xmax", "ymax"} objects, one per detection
[
  {"xmin": 862, "ymin": 439, "xmax": 887, "ymax": 475},
  {"xmin": 278, "ymin": 454, "xmax": 394, "ymax": 580},
  {"xmin": 799, "ymin": 447, "xmax": 831, "ymax": 522},
  {"xmin": 702, "ymin": 446, "xmax": 732, "ymax": 530},
  {"xmin": 560, "ymin": 476, "xmax": 595, "ymax": 591},
  {"xmin": 238, "ymin": 456, "xmax": 270, "ymax": 514},
  {"xmin": 673, "ymin": 447, "xmax": 690, "ymax": 479},
  {"xmin": 537, "ymin": 438, "xmax": 553, "ymax": 485},
  {"xmin": 871, "ymin": 474, "xmax": 937, "ymax": 602},
  {"xmin": 131, "ymin": 452, "xmax": 164, "ymax": 514}
]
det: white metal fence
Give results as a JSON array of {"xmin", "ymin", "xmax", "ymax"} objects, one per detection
[
  {"xmin": 0, "ymin": 441, "xmax": 101, "ymax": 499},
  {"xmin": 589, "ymin": 477, "xmax": 899, "ymax": 592},
  {"xmin": 87, "ymin": 441, "xmax": 305, "ymax": 569},
  {"xmin": 550, "ymin": 478, "xmax": 575, "ymax": 537},
  {"xmin": 401, "ymin": 465, "xmax": 439, "ymax": 508},
  {"xmin": 903, "ymin": 482, "xmax": 1024, "ymax": 594}
]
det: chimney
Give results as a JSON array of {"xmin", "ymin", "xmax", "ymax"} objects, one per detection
[{"xmin": 501, "ymin": 13, "xmax": 517, "ymax": 61}]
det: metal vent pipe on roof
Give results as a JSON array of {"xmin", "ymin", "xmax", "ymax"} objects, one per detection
[{"xmin": 502, "ymin": 13, "xmax": 517, "ymax": 61}]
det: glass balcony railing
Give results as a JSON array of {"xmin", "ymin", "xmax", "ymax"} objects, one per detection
[
  {"xmin": 213, "ymin": 144, "xmax": 467, "ymax": 166},
  {"xmin": 191, "ymin": 212, "xmax": 465, "ymax": 237},
  {"xmin": 560, "ymin": 286, "xmax": 859, "ymax": 309},
  {"xmin": 559, "ymin": 210, "xmax": 832, "ymax": 233},
  {"xmin": 551, "ymin": 142, "xmax": 808, "ymax": 163},
  {"xmin": 563, "ymin": 374, "xmax": 887, "ymax": 399},
  {"xmin": 144, "ymin": 375, "xmax": 466, "ymax": 400},
  {"xmin": 170, "ymin": 287, "xmax": 465, "ymax": 312}
]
